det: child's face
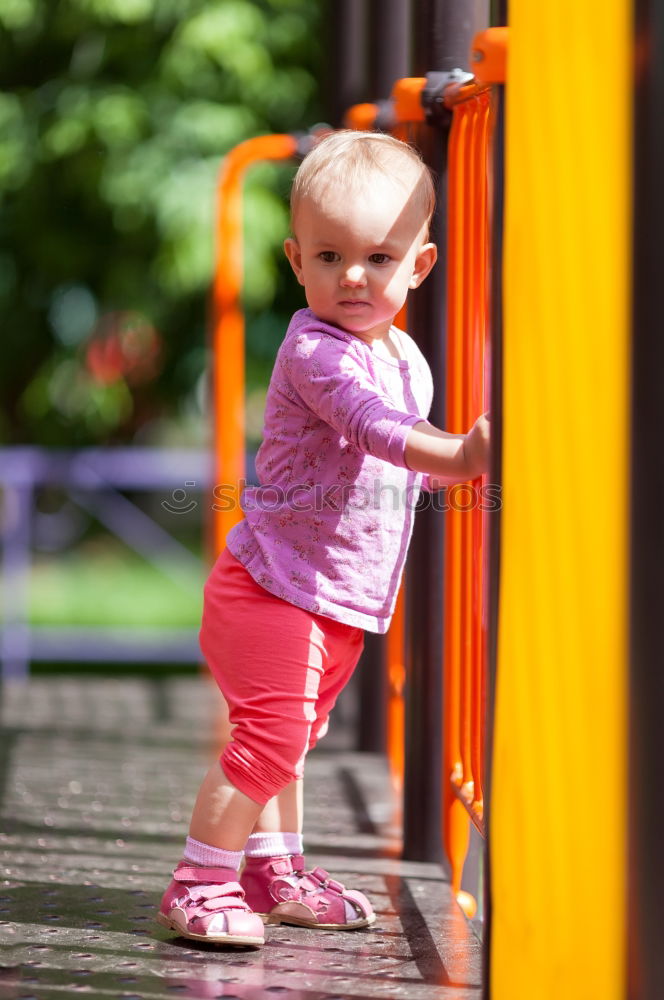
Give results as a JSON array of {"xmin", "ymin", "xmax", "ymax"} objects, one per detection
[{"xmin": 284, "ymin": 172, "xmax": 436, "ymax": 344}]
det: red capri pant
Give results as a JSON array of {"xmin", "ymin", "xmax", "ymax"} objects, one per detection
[{"xmin": 199, "ymin": 548, "xmax": 364, "ymax": 805}]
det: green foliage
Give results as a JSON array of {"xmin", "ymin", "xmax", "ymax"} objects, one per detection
[
  {"xmin": 30, "ymin": 539, "xmax": 204, "ymax": 626},
  {"xmin": 0, "ymin": 0, "xmax": 321, "ymax": 446}
]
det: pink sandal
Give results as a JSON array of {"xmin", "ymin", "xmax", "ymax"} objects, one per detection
[
  {"xmin": 240, "ymin": 854, "xmax": 375, "ymax": 930},
  {"xmin": 157, "ymin": 862, "xmax": 265, "ymax": 947}
]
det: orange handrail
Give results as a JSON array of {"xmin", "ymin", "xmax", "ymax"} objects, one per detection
[
  {"xmin": 343, "ymin": 102, "xmax": 380, "ymax": 131},
  {"xmin": 441, "ymin": 88, "xmax": 494, "ymax": 917},
  {"xmin": 391, "ymin": 77, "xmax": 427, "ymax": 124},
  {"xmin": 471, "ymin": 27, "xmax": 508, "ymax": 87},
  {"xmin": 343, "ymin": 77, "xmax": 496, "ymax": 865},
  {"xmin": 211, "ymin": 134, "xmax": 298, "ymax": 556}
]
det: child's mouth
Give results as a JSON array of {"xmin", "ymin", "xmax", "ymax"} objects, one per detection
[{"xmin": 339, "ymin": 300, "xmax": 370, "ymax": 311}]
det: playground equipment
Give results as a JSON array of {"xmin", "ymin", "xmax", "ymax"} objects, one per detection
[
  {"xmin": 209, "ymin": 0, "xmax": 664, "ymax": 997},
  {"xmin": 210, "ymin": 133, "xmax": 298, "ymax": 554}
]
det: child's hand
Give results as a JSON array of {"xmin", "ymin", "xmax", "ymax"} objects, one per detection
[
  {"xmin": 404, "ymin": 413, "xmax": 491, "ymax": 482},
  {"xmin": 462, "ymin": 412, "xmax": 491, "ymax": 479}
]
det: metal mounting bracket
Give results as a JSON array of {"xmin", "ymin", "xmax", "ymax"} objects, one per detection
[{"xmin": 422, "ymin": 69, "xmax": 475, "ymax": 125}]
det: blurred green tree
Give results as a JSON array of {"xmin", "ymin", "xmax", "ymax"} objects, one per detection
[{"xmin": 0, "ymin": 0, "xmax": 322, "ymax": 447}]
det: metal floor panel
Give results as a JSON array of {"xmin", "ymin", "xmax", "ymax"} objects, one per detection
[{"xmin": 0, "ymin": 677, "xmax": 482, "ymax": 1000}]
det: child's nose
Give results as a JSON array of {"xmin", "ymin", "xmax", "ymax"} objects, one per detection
[{"xmin": 340, "ymin": 265, "xmax": 367, "ymax": 287}]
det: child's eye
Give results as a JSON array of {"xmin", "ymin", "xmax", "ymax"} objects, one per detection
[
  {"xmin": 369, "ymin": 253, "xmax": 391, "ymax": 264},
  {"xmin": 318, "ymin": 251, "xmax": 340, "ymax": 263}
]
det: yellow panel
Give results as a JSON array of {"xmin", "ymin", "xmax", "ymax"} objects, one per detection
[{"xmin": 491, "ymin": 3, "xmax": 630, "ymax": 999}]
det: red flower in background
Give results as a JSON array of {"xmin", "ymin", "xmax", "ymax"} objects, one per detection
[{"xmin": 85, "ymin": 311, "xmax": 162, "ymax": 386}]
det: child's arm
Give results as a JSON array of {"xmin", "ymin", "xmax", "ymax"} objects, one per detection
[
  {"xmin": 404, "ymin": 413, "xmax": 490, "ymax": 482},
  {"xmin": 283, "ymin": 324, "xmax": 490, "ymax": 480}
]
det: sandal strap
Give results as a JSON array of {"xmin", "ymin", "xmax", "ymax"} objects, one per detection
[
  {"xmin": 172, "ymin": 864, "xmax": 251, "ymax": 919},
  {"xmin": 309, "ymin": 866, "xmax": 345, "ymax": 893},
  {"xmin": 271, "ymin": 858, "xmax": 350, "ymax": 903},
  {"xmin": 187, "ymin": 883, "xmax": 245, "ymax": 902},
  {"xmin": 270, "ymin": 856, "xmax": 348, "ymax": 896},
  {"xmin": 186, "ymin": 895, "xmax": 249, "ymax": 920},
  {"xmin": 240, "ymin": 854, "xmax": 375, "ymax": 926},
  {"xmin": 177, "ymin": 877, "xmax": 251, "ymax": 923},
  {"xmin": 173, "ymin": 865, "xmax": 238, "ymax": 883}
]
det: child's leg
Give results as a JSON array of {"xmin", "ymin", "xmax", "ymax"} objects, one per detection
[
  {"xmin": 158, "ymin": 759, "xmax": 293, "ymax": 947},
  {"xmin": 240, "ymin": 625, "xmax": 358, "ymax": 849},
  {"xmin": 159, "ymin": 550, "xmax": 327, "ymax": 947},
  {"xmin": 307, "ymin": 619, "xmax": 364, "ymax": 752},
  {"xmin": 166, "ymin": 550, "xmax": 370, "ymax": 938},
  {"xmin": 236, "ymin": 616, "xmax": 362, "ymax": 839},
  {"xmin": 251, "ymin": 778, "xmax": 303, "ymax": 835},
  {"xmin": 200, "ymin": 551, "xmax": 337, "ymax": 807},
  {"xmin": 209, "ymin": 691, "xmax": 304, "ymax": 837},
  {"xmin": 189, "ymin": 759, "xmax": 265, "ymax": 850},
  {"xmin": 244, "ymin": 779, "xmax": 304, "ymax": 866},
  {"xmin": 240, "ymin": 621, "xmax": 374, "ymax": 930},
  {"xmin": 158, "ymin": 755, "xmax": 266, "ymax": 946}
]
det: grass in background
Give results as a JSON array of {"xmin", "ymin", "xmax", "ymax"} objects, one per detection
[{"xmin": 29, "ymin": 536, "xmax": 204, "ymax": 627}]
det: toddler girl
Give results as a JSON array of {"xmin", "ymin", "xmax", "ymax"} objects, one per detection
[{"xmin": 157, "ymin": 130, "xmax": 490, "ymax": 947}]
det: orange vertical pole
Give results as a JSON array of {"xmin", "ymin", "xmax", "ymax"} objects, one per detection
[
  {"xmin": 461, "ymin": 99, "xmax": 475, "ymax": 802},
  {"xmin": 468, "ymin": 94, "xmax": 487, "ymax": 816},
  {"xmin": 443, "ymin": 102, "xmax": 473, "ymax": 908},
  {"xmin": 386, "ymin": 584, "xmax": 406, "ymax": 786},
  {"xmin": 470, "ymin": 94, "xmax": 490, "ymax": 815},
  {"xmin": 464, "ymin": 98, "xmax": 480, "ymax": 815},
  {"xmin": 386, "ymin": 297, "xmax": 409, "ymax": 787},
  {"xmin": 211, "ymin": 134, "xmax": 297, "ymax": 557},
  {"xmin": 208, "ymin": 133, "xmax": 297, "ymax": 746},
  {"xmin": 441, "ymin": 88, "xmax": 495, "ymax": 909}
]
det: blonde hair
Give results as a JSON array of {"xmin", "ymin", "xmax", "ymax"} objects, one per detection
[{"xmin": 290, "ymin": 130, "xmax": 435, "ymax": 231}]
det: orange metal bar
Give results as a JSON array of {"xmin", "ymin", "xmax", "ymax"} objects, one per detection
[
  {"xmin": 444, "ymin": 79, "xmax": 492, "ymax": 109},
  {"xmin": 386, "ymin": 583, "xmax": 406, "ymax": 787},
  {"xmin": 441, "ymin": 88, "xmax": 495, "ymax": 913},
  {"xmin": 470, "ymin": 27, "xmax": 508, "ymax": 86},
  {"xmin": 385, "ymin": 66, "xmax": 497, "ymax": 909},
  {"xmin": 467, "ymin": 99, "xmax": 481, "ymax": 818},
  {"xmin": 390, "ymin": 74, "xmax": 492, "ymax": 122},
  {"xmin": 480, "ymin": 95, "xmax": 491, "ymax": 808},
  {"xmin": 467, "ymin": 96, "xmax": 486, "ymax": 818},
  {"xmin": 459, "ymin": 102, "xmax": 475, "ymax": 805},
  {"xmin": 343, "ymin": 102, "xmax": 379, "ymax": 131},
  {"xmin": 390, "ymin": 77, "xmax": 426, "ymax": 124},
  {"xmin": 340, "ymin": 78, "xmax": 496, "ymax": 887},
  {"xmin": 472, "ymin": 95, "xmax": 491, "ymax": 816},
  {"xmin": 386, "ymin": 296, "xmax": 409, "ymax": 787},
  {"xmin": 211, "ymin": 134, "xmax": 298, "ymax": 556},
  {"xmin": 442, "ymin": 101, "xmax": 471, "ymax": 906}
]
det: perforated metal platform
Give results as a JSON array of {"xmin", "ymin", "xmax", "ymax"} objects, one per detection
[{"xmin": 0, "ymin": 677, "xmax": 482, "ymax": 999}]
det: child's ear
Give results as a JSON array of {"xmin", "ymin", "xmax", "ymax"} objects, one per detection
[
  {"xmin": 409, "ymin": 242, "xmax": 437, "ymax": 289},
  {"xmin": 284, "ymin": 237, "xmax": 305, "ymax": 286}
]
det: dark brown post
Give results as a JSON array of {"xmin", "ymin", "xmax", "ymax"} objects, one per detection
[
  {"xmin": 629, "ymin": 0, "xmax": 664, "ymax": 996},
  {"xmin": 356, "ymin": 0, "xmax": 413, "ymax": 754},
  {"xmin": 323, "ymin": 0, "xmax": 368, "ymax": 128}
]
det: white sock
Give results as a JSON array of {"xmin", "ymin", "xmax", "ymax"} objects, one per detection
[
  {"xmin": 183, "ymin": 836, "xmax": 243, "ymax": 870},
  {"xmin": 244, "ymin": 831, "xmax": 304, "ymax": 858}
]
